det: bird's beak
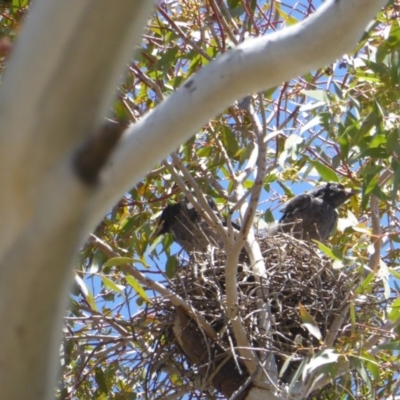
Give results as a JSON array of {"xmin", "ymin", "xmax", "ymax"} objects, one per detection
[
  {"xmin": 343, "ymin": 188, "xmax": 359, "ymax": 203},
  {"xmin": 149, "ymin": 220, "xmax": 165, "ymax": 242},
  {"xmin": 347, "ymin": 188, "xmax": 359, "ymax": 197}
]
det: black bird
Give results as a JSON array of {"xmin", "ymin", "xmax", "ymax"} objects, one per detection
[
  {"xmin": 152, "ymin": 197, "xmax": 238, "ymax": 253},
  {"xmin": 270, "ymin": 182, "xmax": 356, "ymax": 242}
]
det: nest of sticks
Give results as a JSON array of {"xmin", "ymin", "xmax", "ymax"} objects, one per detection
[{"xmin": 146, "ymin": 234, "xmax": 378, "ymax": 399}]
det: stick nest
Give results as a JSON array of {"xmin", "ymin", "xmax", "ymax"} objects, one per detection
[{"xmin": 148, "ymin": 234, "xmax": 378, "ymax": 399}]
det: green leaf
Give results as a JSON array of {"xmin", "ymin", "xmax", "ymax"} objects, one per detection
[
  {"xmin": 196, "ymin": 147, "xmax": 211, "ymax": 158},
  {"xmin": 104, "ymin": 257, "xmax": 149, "ymax": 269},
  {"xmin": 156, "ymin": 46, "xmax": 179, "ymax": 71},
  {"xmin": 166, "ymin": 255, "xmax": 178, "ymax": 279},
  {"xmin": 278, "ymin": 149, "xmax": 289, "ymax": 169},
  {"xmin": 387, "ymin": 18, "xmax": 400, "ymax": 47},
  {"xmin": 360, "ymin": 146, "xmax": 388, "ymax": 159},
  {"xmin": 120, "ymin": 215, "xmax": 141, "ymax": 235},
  {"xmin": 380, "ymin": 259, "xmax": 390, "ymax": 299},
  {"xmin": 351, "ymin": 356, "xmax": 373, "ymax": 391},
  {"xmin": 365, "ymin": 175, "xmax": 378, "ymax": 195},
  {"xmin": 355, "ymin": 72, "xmax": 381, "ymax": 83},
  {"xmin": 291, "ymin": 358, "xmax": 308, "ymax": 388},
  {"xmin": 376, "ymin": 41, "xmax": 390, "ymax": 65},
  {"xmin": 371, "ymin": 184, "xmax": 390, "ymax": 201},
  {"xmin": 360, "ymin": 350, "xmax": 380, "ymax": 381},
  {"xmin": 354, "ymin": 111, "xmax": 380, "ymax": 144},
  {"xmin": 309, "ymin": 160, "xmax": 339, "ymax": 182},
  {"xmin": 369, "ymin": 134, "xmax": 386, "ymax": 148},
  {"xmin": 227, "ymin": 0, "xmax": 240, "ymax": 8},
  {"xmin": 279, "ymin": 353, "xmax": 296, "ymax": 378},
  {"xmin": 336, "ymin": 210, "xmax": 358, "ymax": 232},
  {"xmin": 284, "ymin": 134, "xmax": 304, "ymax": 153},
  {"xmin": 229, "ymin": 5, "xmax": 245, "ymax": 17},
  {"xmin": 264, "ymin": 209, "xmax": 274, "ymax": 223},
  {"xmin": 125, "ymin": 275, "xmax": 151, "ymax": 303},
  {"xmin": 388, "ymin": 297, "xmax": 400, "ymax": 322},
  {"xmin": 12, "ymin": 0, "xmax": 28, "ymax": 7},
  {"xmin": 101, "ymin": 276, "xmax": 124, "ymax": 295},
  {"xmin": 74, "ymin": 274, "xmax": 98, "ymax": 311},
  {"xmin": 376, "ymin": 341, "xmax": 400, "ymax": 351},
  {"xmin": 316, "ymin": 242, "xmax": 342, "ymax": 261},
  {"xmin": 188, "ymin": 53, "xmax": 202, "ymax": 74},
  {"xmin": 300, "ymin": 115, "xmax": 321, "ymax": 134},
  {"xmin": 276, "ymin": 181, "xmax": 294, "ymax": 197},
  {"xmin": 355, "ymin": 273, "xmax": 374, "ymax": 295},
  {"xmin": 264, "ymin": 86, "xmax": 278, "ymax": 99},
  {"xmin": 389, "ymin": 268, "xmax": 400, "ymax": 280},
  {"xmin": 386, "ymin": 129, "xmax": 400, "ymax": 154},
  {"xmin": 221, "ymin": 127, "xmax": 240, "ymax": 158},
  {"xmin": 391, "ymin": 159, "xmax": 400, "ymax": 204},
  {"xmin": 148, "ymin": 234, "xmax": 163, "ymax": 254},
  {"xmin": 299, "ymin": 303, "xmax": 322, "ymax": 341},
  {"xmin": 95, "ymin": 368, "xmax": 108, "ymax": 394},
  {"xmin": 304, "ymin": 349, "xmax": 339, "ymax": 375},
  {"xmin": 89, "ymin": 249, "xmax": 107, "ymax": 273},
  {"xmin": 302, "ymin": 89, "xmax": 329, "ymax": 103},
  {"xmin": 275, "ymin": 4, "xmax": 298, "ymax": 26}
]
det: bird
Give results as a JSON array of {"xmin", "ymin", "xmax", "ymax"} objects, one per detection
[
  {"xmin": 152, "ymin": 197, "xmax": 239, "ymax": 253},
  {"xmin": 269, "ymin": 182, "xmax": 356, "ymax": 242}
]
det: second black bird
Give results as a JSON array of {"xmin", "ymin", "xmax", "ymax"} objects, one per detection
[
  {"xmin": 152, "ymin": 197, "xmax": 236, "ymax": 253},
  {"xmin": 270, "ymin": 182, "xmax": 356, "ymax": 242}
]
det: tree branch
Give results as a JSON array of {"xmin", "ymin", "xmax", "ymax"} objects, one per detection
[
  {"xmin": 90, "ymin": 234, "xmax": 218, "ymax": 341},
  {"xmin": 90, "ymin": 0, "xmax": 387, "ymax": 234}
]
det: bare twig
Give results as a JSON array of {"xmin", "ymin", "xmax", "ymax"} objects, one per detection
[{"xmin": 90, "ymin": 234, "xmax": 218, "ymax": 340}]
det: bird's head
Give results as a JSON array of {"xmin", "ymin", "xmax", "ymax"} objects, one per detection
[
  {"xmin": 150, "ymin": 196, "xmax": 239, "ymax": 243},
  {"xmin": 151, "ymin": 202, "xmax": 185, "ymax": 238},
  {"xmin": 313, "ymin": 182, "xmax": 357, "ymax": 208}
]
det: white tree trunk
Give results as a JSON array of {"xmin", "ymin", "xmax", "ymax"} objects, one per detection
[
  {"xmin": 0, "ymin": 2, "xmax": 155, "ymax": 399},
  {"xmin": 0, "ymin": 1, "xmax": 387, "ymax": 399}
]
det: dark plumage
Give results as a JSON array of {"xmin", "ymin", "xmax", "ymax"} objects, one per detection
[
  {"xmin": 270, "ymin": 182, "xmax": 356, "ymax": 242},
  {"xmin": 152, "ymin": 197, "xmax": 237, "ymax": 253}
]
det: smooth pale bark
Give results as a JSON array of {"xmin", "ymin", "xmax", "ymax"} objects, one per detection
[
  {"xmin": 0, "ymin": 2, "xmax": 155, "ymax": 400},
  {"xmin": 0, "ymin": 1, "xmax": 155, "ymax": 255},
  {"xmin": 0, "ymin": 1, "xmax": 387, "ymax": 400}
]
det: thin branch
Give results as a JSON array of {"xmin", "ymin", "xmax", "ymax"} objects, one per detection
[
  {"xmin": 369, "ymin": 168, "xmax": 394, "ymax": 271},
  {"xmin": 224, "ymin": 97, "xmax": 273, "ymax": 378},
  {"xmin": 369, "ymin": 195, "xmax": 381, "ymax": 271},
  {"xmin": 324, "ymin": 303, "xmax": 350, "ymax": 348},
  {"xmin": 208, "ymin": 0, "xmax": 239, "ymax": 45},
  {"xmin": 157, "ymin": 5, "xmax": 211, "ymax": 60},
  {"xmin": 90, "ymin": 234, "xmax": 218, "ymax": 341},
  {"xmin": 164, "ymin": 155, "xmax": 230, "ymax": 243}
]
